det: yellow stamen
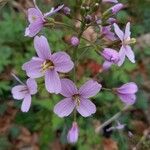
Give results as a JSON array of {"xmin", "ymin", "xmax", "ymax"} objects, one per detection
[
  {"xmin": 73, "ymin": 94, "xmax": 80, "ymax": 106},
  {"xmin": 124, "ymin": 38, "xmax": 136, "ymax": 45},
  {"xmin": 32, "ymin": 16, "xmax": 37, "ymax": 21},
  {"xmin": 41, "ymin": 60, "xmax": 54, "ymax": 73}
]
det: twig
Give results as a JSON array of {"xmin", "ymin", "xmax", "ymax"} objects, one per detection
[{"xmin": 95, "ymin": 105, "xmax": 131, "ymax": 133}]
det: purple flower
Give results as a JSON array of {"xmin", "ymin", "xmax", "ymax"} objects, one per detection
[
  {"xmin": 107, "ymin": 18, "xmax": 117, "ymax": 24},
  {"xmin": 107, "ymin": 121, "xmax": 125, "ymax": 132},
  {"xmin": 114, "ymin": 22, "xmax": 136, "ymax": 66},
  {"xmin": 102, "ymin": 0, "xmax": 118, "ymax": 3},
  {"xmin": 101, "ymin": 48, "xmax": 120, "ymax": 70},
  {"xmin": 67, "ymin": 122, "xmax": 79, "ymax": 144},
  {"xmin": 11, "ymin": 78, "xmax": 37, "ymax": 112},
  {"xmin": 111, "ymin": 3, "xmax": 124, "ymax": 14},
  {"xmin": 115, "ymin": 82, "xmax": 138, "ymax": 105},
  {"xmin": 54, "ymin": 79, "xmax": 102, "ymax": 117},
  {"xmin": 25, "ymin": 0, "xmax": 64, "ymax": 37},
  {"xmin": 22, "ymin": 35, "xmax": 74, "ymax": 94},
  {"xmin": 70, "ymin": 36, "xmax": 79, "ymax": 46},
  {"xmin": 101, "ymin": 25, "xmax": 116, "ymax": 41}
]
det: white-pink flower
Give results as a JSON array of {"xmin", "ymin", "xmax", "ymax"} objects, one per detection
[
  {"xmin": 25, "ymin": 0, "xmax": 64, "ymax": 37},
  {"xmin": 54, "ymin": 79, "xmax": 102, "ymax": 117},
  {"xmin": 114, "ymin": 22, "xmax": 136, "ymax": 66},
  {"xmin": 11, "ymin": 78, "xmax": 37, "ymax": 112}
]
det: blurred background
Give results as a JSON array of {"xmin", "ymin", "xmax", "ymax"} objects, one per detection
[{"xmin": 0, "ymin": 0, "xmax": 150, "ymax": 149}]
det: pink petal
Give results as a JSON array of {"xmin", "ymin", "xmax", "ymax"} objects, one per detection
[
  {"xmin": 118, "ymin": 46, "xmax": 126, "ymax": 66},
  {"xmin": 21, "ymin": 94, "xmax": 32, "ymax": 112},
  {"xmin": 79, "ymin": 80, "xmax": 101, "ymax": 98},
  {"xmin": 34, "ymin": 36, "xmax": 51, "ymax": 59},
  {"xmin": 103, "ymin": 61, "xmax": 112, "ymax": 70},
  {"xmin": 118, "ymin": 93, "xmax": 136, "ymax": 105},
  {"xmin": 45, "ymin": 69, "xmax": 61, "ymax": 94},
  {"xmin": 44, "ymin": 4, "xmax": 64, "ymax": 17},
  {"xmin": 25, "ymin": 20, "xmax": 43, "ymax": 37},
  {"xmin": 26, "ymin": 78, "xmax": 37, "ymax": 95},
  {"xmin": 12, "ymin": 85, "xmax": 27, "ymax": 100},
  {"xmin": 125, "ymin": 45, "xmax": 135, "ymax": 63},
  {"xmin": 22, "ymin": 58, "xmax": 44, "ymax": 78},
  {"xmin": 51, "ymin": 52, "xmax": 74, "ymax": 73},
  {"xmin": 28, "ymin": 8, "xmax": 43, "ymax": 23},
  {"xmin": 60, "ymin": 79, "xmax": 78, "ymax": 97},
  {"xmin": 54, "ymin": 98, "xmax": 75, "ymax": 117},
  {"xmin": 113, "ymin": 23, "xmax": 124, "ymax": 41},
  {"xmin": 124, "ymin": 22, "xmax": 131, "ymax": 40},
  {"xmin": 117, "ymin": 82, "xmax": 138, "ymax": 94},
  {"xmin": 76, "ymin": 98, "xmax": 96, "ymax": 117}
]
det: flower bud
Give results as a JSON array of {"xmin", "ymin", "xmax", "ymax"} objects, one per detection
[
  {"xmin": 67, "ymin": 122, "xmax": 79, "ymax": 144},
  {"xmin": 111, "ymin": 3, "xmax": 124, "ymax": 14},
  {"xmin": 107, "ymin": 18, "xmax": 117, "ymax": 24},
  {"xmin": 102, "ymin": 48, "xmax": 119, "ymax": 64},
  {"xmin": 70, "ymin": 36, "xmax": 79, "ymax": 46},
  {"xmin": 63, "ymin": 6, "xmax": 71, "ymax": 15}
]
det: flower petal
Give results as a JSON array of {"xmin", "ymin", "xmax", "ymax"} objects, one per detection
[
  {"xmin": 76, "ymin": 98, "xmax": 96, "ymax": 117},
  {"xmin": 22, "ymin": 58, "xmax": 44, "ymax": 78},
  {"xmin": 26, "ymin": 78, "xmax": 37, "ymax": 95},
  {"xmin": 54, "ymin": 98, "xmax": 75, "ymax": 117},
  {"xmin": 79, "ymin": 80, "xmax": 101, "ymax": 98},
  {"xmin": 125, "ymin": 45, "xmax": 135, "ymax": 63},
  {"xmin": 44, "ymin": 4, "xmax": 64, "ymax": 17},
  {"xmin": 60, "ymin": 79, "xmax": 78, "ymax": 97},
  {"xmin": 118, "ymin": 93, "xmax": 136, "ymax": 105},
  {"xmin": 21, "ymin": 94, "xmax": 32, "ymax": 112},
  {"xmin": 12, "ymin": 85, "xmax": 27, "ymax": 100},
  {"xmin": 34, "ymin": 35, "xmax": 51, "ymax": 59},
  {"xmin": 28, "ymin": 8, "xmax": 43, "ymax": 23},
  {"xmin": 124, "ymin": 22, "xmax": 131, "ymax": 40},
  {"xmin": 51, "ymin": 52, "xmax": 74, "ymax": 73},
  {"xmin": 103, "ymin": 61, "xmax": 112, "ymax": 70},
  {"xmin": 113, "ymin": 23, "xmax": 124, "ymax": 41},
  {"xmin": 45, "ymin": 69, "xmax": 61, "ymax": 94},
  {"xmin": 118, "ymin": 46, "xmax": 126, "ymax": 66},
  {"xmin": 117, "ymin": 82, "xmax": 138, "ymax": 94},
  {"xmin": 25, "ymin": 20, "xmax": 43, "ymax": 37}
]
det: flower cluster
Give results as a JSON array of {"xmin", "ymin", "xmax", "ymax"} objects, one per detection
[{"xmin": 12, "ymin": 0, "xmax": 138, "ymax": 144}]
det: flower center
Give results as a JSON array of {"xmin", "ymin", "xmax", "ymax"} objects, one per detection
[
  {"xmin": 123, "ymin": 38, "xmax": 136, "ymax": 45},
  {"xmin": 41, "ymin": 60, "xmax": 54, "ymax": 73},
  {"xmin": 31, "ymin": 16, "xmax": 37, "ymax": 21},
  {"xmin": 72, "ymin": 94, "xmax": 80, "ymax": 106}
]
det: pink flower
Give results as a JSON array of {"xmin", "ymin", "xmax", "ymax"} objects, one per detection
[
  {"xmin": 114, "ymin": 22, "xmax": 136, "ymax": 66},
  {"xmin": 11, "ymin": 78, "xmax": 37, "ymax": 112},
  {"xmin": 115, "ymin": 82, "xmax": 138, "ymax": 105},
  {"xmin": 22, "ymin": 36, "xmax": 74, "ymax": 94},
  {"xmin": 54, "ymin": 79, "xmax": 102, "ymax": 117},
  {"xmin": 102, "ymin": 0, "xmax": 118, "ymax": 3},
  {"xmin": 101, "ymin": 25, "xmax": 116, "ymax": 41},
  {"xmin": 101, "ymin": 48, "xmax": 120, "ymax": 70},
  {"xmin": 25, "ymin": 0, "xmax": 64, "ymax": 37},
  {"xmin": 67, "ymin": 122, "xmax": 79, "ymax": 144},
  {"xmin": 111, "ymin": 3, "xmax": 124, "ymax": 14}
]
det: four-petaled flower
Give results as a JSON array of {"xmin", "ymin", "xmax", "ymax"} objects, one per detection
[
  {"xmin": 54, "ymin": 79, "xmax": 102, "ymax": 117},
  {"xmin": 114, "ymin": 22, "xmax": 136, "ymax": 66},
  {"xmin": 25, "ymin": 0, "xmax": 64, "ymax": 37},
  {"xmin": 22, "ymin": 36, "xmax": 74, "ymax": 94},
  {"xmin": 115, "ymin": 82, "xmax": 138, "ymax": 105},
  {"xmin": 11, "ymin": 78, "xmax": 37, "ymax": 112}
]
